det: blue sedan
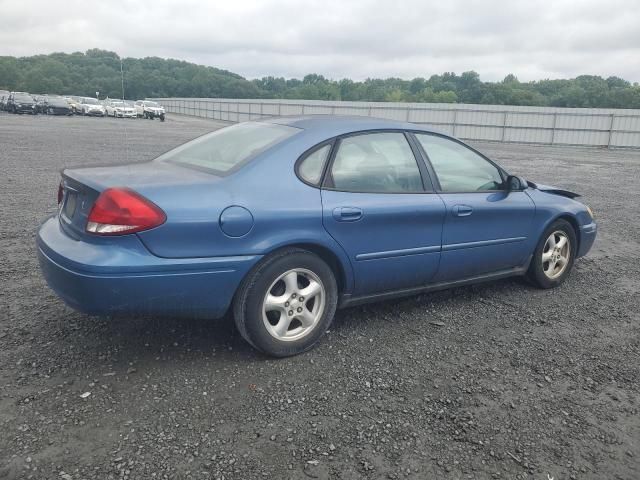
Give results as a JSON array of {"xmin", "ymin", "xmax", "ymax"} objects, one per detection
[{"xmin": 37, "ymin": 116, "xmax": 597, "ymax": 356}]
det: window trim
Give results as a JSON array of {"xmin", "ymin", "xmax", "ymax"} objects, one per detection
[
  {"xmin": 409, "ymin": 131, "xmax": 509, "ymax": 194},
  {"xmin": 294, "ymin": 139, "xmax": 337, "ymax": 187},
  {"xmin": 320, "ymin": 129, "xmax": 434, "ymax": 194}
]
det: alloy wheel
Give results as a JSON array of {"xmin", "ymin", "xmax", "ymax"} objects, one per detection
[
  {"xmin": 542, "ymin": 230, "xmax": 571, "ymax": 279},
  {"xmin": 262, "ymin": 268, "xmax": 325, "ymax": 342}
]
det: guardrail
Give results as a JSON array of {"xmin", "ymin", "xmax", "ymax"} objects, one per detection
[{"xmin": 150, "ymin": 98, "xmax": 640, "ymax": 148}]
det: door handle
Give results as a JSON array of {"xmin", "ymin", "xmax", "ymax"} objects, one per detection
[
  {"xmin": 452, "ymin": 204, "xmax": 473, "ymax": 217},
  {"xmin": 333, "ymin": 206, "xmax": 363, "ymax": 222}
]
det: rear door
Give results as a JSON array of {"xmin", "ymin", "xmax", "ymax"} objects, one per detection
[
  {"xmin": 320, "ymin": 131, "xmax": 445, "ymax": 295},
  {"xmin": 413, "ymin": 133, "xmax": 535, "ymax": 282}
]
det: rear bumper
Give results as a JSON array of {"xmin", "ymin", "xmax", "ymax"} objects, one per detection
[
  {"xmin": 37, "ymin": 216, "xmax": 260, "ymax": 318},
  {"xmin": 577, "ymin": 221, "xmax": 597, "ymax": 257}
]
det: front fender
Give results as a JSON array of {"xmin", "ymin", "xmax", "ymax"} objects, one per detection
[{"xmin": 526, "ymin": 188, "xmax": 596, "ymax": 257}]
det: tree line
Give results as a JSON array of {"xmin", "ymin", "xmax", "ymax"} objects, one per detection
[{"xmin": 1, "ymin": 49, "xmax": 639, "ymax": 109}]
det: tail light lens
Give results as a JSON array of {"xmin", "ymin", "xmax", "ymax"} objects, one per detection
[
  {"xmin": 57, "ymin": 181, "xmax": 64, "ymax": 205},
  {"xmin": 86, "ymin": 188, "xmax": 166, "ymax": 235}
]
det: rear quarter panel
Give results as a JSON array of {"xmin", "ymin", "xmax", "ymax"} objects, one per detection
[{"xmin": 135, "ymin": 132, "xmax": 356, "ymax": 291}]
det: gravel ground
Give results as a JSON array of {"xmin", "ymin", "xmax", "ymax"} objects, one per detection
[{"xmin": 1, "ymin": 112, "xmax": 639, "ymax": 480}]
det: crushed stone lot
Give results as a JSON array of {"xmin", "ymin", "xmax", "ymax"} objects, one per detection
[{"xmin": 0, "ymin": 112, "xmax": 639, "ymax": 480}]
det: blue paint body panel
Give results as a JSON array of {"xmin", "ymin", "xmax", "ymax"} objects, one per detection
[
  {"xmin": 435, "ymin": 190, "xmax": 535, "ymax": 281},
  {"xmin": 37, "ymin": 116, "xmax": 597, "ymax": 319}
]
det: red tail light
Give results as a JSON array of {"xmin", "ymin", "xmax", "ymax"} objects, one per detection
[
  {"xmin": 57, "ymin": 181, "xmax": 64, "ymax": 205},
  {"xmin": 86, "ymin": 188, "xmax": 166, "ymax": 235}
]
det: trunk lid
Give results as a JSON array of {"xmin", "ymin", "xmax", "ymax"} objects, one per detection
[{"xmin": 59, "ymin": 161, "xmax": 221, "ymax": 238}]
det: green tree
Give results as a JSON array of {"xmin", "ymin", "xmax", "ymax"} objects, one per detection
[{"xmin": 1, "ymin": 50, "xmax": 638, "ymax": 108}]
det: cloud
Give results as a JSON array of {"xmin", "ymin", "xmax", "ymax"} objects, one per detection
[{"xmin": 0, "ymin": 0, "xmax": 638, "ymax": 82}]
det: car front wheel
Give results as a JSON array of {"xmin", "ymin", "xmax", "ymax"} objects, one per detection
[
  {"xmin": 233, "ymin": 248, "xmax": 338, "ymax": 357},
  {"xmin": 527, "ymin": 219, "xmax": 576, "ymax": 289}
]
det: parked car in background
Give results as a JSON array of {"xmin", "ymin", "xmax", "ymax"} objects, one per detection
[
  {"xmin": 37, "ymin": 116, "xmax": 597, "ymax": 357},
  {"xmin": 66, "ymin": 96, "xmax": 82, "ymax": 114},
  {"xmin": 0, "ymin": 90, "xmax": 11, "ymax": 111},
  {"xmin": 7, "ymin": 92, "xmax": 37, "ymax": 114},
  {"xmin": 135, "ymin": 100, "xmax": 165, "ymax": 121},
  {"xmin": 79, "ymin": 97, "xmax": 105, "ymax": 116},
  {"xmin": 105, "ymin": 100, "xmax": 136, "ymax": 118},
  {"xmin": 42, "ymin": 96, "xmax": 73, "ymax": 115},
  {"xmin": 34, "ymin": 95, "xmax": 48, "ymax": 114}
]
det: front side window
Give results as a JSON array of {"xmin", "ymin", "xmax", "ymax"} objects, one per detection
[
  {"xmin": 298, "ymin": 144, "xmax": 331, "ymax": 185},
  {"xmin": 329, "ymin": 132, "xmax": 423, "ymax": 193},
  {"xmin": 158, "ymin": 122, "xmax": 298, "ymax": 174},
  {"xmin": 415, "ymin": 134, "xmax": 504, "ymax": 192}
]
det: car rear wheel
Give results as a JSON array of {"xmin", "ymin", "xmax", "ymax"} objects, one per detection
[
  {"xmin": 233, "ymin": 248, "xmax": 338, "ymax": 357},
  {"xmin": 527, "ymin": 219, "xmax": 576, "ymax": 289}
]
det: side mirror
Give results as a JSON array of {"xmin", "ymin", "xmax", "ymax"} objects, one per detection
[{"xmin": 506, "ymin": 175, "xmax": 528, "ymax": 191}]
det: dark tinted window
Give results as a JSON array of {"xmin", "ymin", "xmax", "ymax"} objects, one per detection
[
  {"xmin": 330, "ymin": 132, "xmax": 423, "ymax": 193},
  {"xmin": 298, "ymin": 144, "xmax": 331, "ymax": 185},
  {"xmin": 159, "ymin": 122, "xmax": 298, "ymax": 174},
  {"xmin": 415, "ymin": 134, "xmax": 504, "ymax": 192}
]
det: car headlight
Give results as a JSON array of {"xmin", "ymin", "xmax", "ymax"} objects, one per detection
[{"xmin": 586, "ymin": 205, "xmax": 595, "ymax": 219}]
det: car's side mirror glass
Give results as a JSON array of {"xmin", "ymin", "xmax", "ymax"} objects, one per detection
[{"xmin": 506, "ymin": 175, "xmax": 527, "ymax": 191}]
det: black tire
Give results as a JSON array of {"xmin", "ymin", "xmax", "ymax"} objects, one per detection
[
  {"xmin": 233, "ymin": 248, "xmax": 338, "ymax": 357},
  {"xmin": 527, "ymin": 219, "xmax": 577, "ymax": 289}
]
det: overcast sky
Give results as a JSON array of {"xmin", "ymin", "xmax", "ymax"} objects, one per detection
[{"xmin": 1, "ymin": 0, "xmax": 639, "ymax": 82}]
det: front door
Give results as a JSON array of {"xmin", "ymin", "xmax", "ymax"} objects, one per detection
[
  {"xmin": 321, "ymin": 131, "xmax": 445, "ymax": 295},
  {"xmin": 413, "ymin": 133, "xmax": 535, "ymax": 282}
]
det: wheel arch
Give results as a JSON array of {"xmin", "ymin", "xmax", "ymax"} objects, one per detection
[
  {"xmin": 550, "ymin": 213, "xmax": 581, "ymax": 254},
  {"xmin": 282, "ymin": 242, "xmax": 349, "ymax": 294},
  {"xmin": 231, "ymin": 236, "xmax": 354, "ymax": 299}
]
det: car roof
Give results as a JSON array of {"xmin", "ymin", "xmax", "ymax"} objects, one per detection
[{"xmin": 261, "ymin": 114, "xmax": 443, "ymax": 137}]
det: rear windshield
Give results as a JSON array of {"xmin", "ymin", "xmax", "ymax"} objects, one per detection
[
  {"xmin": 15, "ymin": 95, "xmax": 33, "ymax": 102},
  {"xmin": 158, "ymin": 122, "xmax": 298, "ymax": 174}
]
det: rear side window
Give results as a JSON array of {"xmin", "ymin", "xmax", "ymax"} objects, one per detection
[
  {"xmin": 298, "ymin": 144, "xmax": 331, "ymax": 185},
  {"xmin": 415, "ymin": 134, "xmax": 504, "ymax": 192},
  {"xmin": 159, "ymin": 122, "xmax": 298, "ymax": 174},
  {"xmin": 329, "ymin": 132, "xmax": 423, "ymax": 193}
]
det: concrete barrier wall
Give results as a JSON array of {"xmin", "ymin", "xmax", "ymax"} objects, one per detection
[{"xmin": 149, "ymin": 98, "xmax": 640, "ymax": 148}]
